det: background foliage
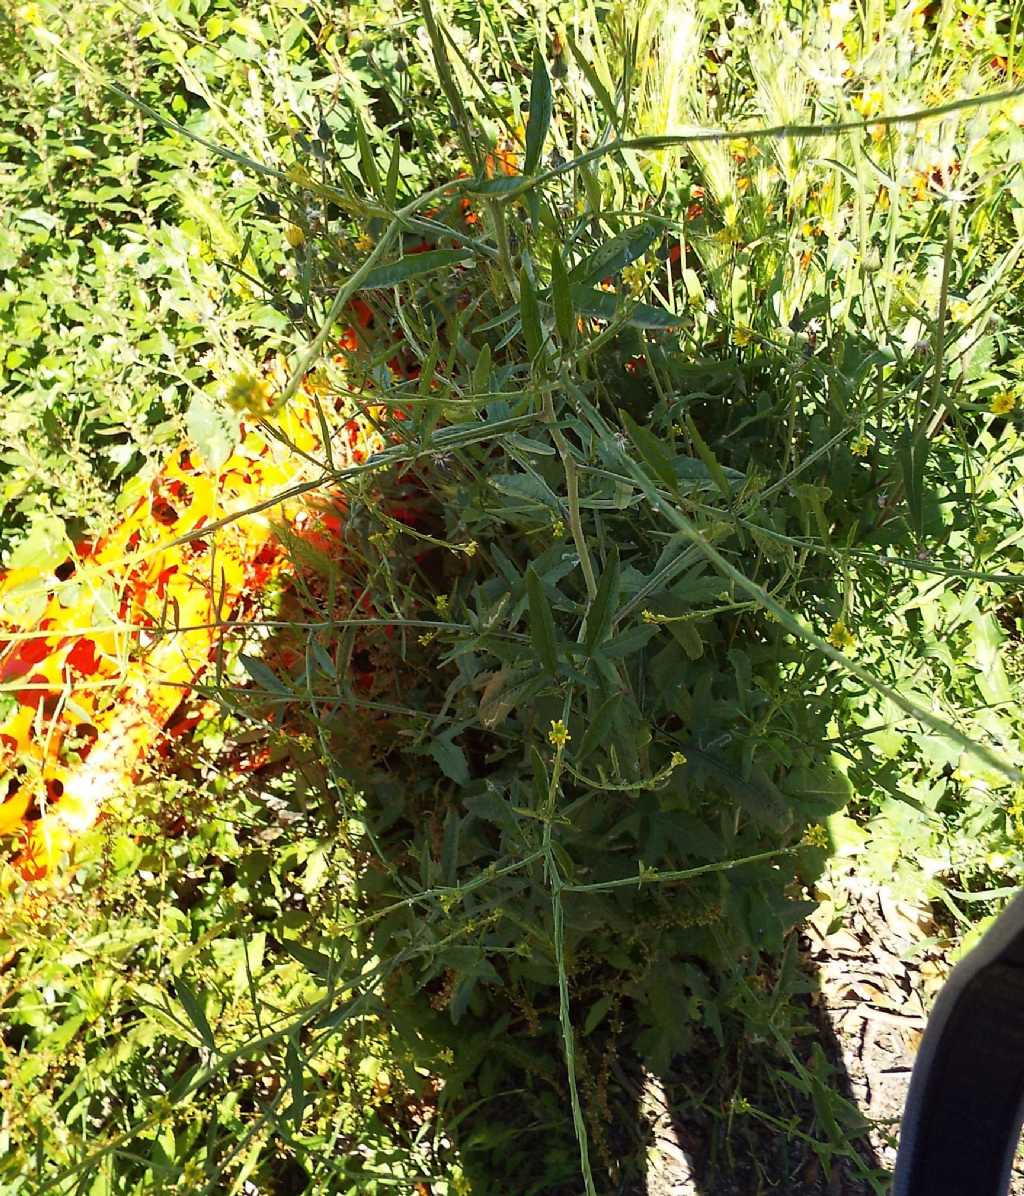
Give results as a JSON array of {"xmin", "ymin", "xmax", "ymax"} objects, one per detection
[{"xmin": 2, "ymin": 0, "xmax": 1024, "ymax": 1193}]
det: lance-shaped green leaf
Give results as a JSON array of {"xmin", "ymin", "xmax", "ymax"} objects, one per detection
[
  {"xmin": 519, "ymin": 266, "xmax": 544, "ymax": 362},
  {"xmin": 684, "ymin": 414, "xmax": 732, "ymax": 503},
  {"xmin": 551, "ymin": 244, "xmax": 575, "ymax": 346},
  {"xmin": 524, "ymin": 51, "xmax": 552, "ymax": 175},
  {"xmin": 568, "ymin": 223, "xmax": 659, "ymax": 288},
  {"xmin": 619, "ymin": 410, "xmax": 678, "ymax": 491},
  {"xmin": 526, "ymin": 564, "xmax": 559, "ymax": 675},
  {"xmin": 357, "ymin": 248, "xmax": 473, "ymax": 290},
  {"xmin": 583, "ymin": 545, "xmax": 620, "ymax": 654},
  {"xmin": 174, "ymin": 976, "xmax": 214, "ymax": 1051}
]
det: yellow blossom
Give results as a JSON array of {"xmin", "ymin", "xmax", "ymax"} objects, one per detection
[
  {"xmin": 285, "ymin": 224, "xmax": 305, "ymax": 248},
  {"xmin": 223, "ymin": 369, "xmax": 274, "ymax": 416},
  {"xmin": 355, "ymin": 232, "xmax": 375, "ymax": 253},
  {"xmin": 801, "ymin": 823, "xmax": 830, "ymax": 849},
  {"xmin": 435, "ymin": 594, "xmax": 450, "ymax": 616},
  {"xmin": 622, "ymin": 260, "xmax": 649, "ymax": 295},
  {"xmin": 853, "ymin": 90, "xmax": 883, "ymax": 118},
  {"xmin": 850, "ymin": 434, "xmax": 871, "ymax": 457},
  {"xmin": 729, "ymin": 138, "xmax": 758, "ymax": 161},
  {"xmin": 548, "ymin": 720, "xmax": 571, "ymax": 748},
  {"xmin": 670, "ymin": 751, "xmax": 687, "ymax": 767},
  {"xmin": 827, "ymin": 619, "xmax": 856, "ymax": 652},
  {"xmin": 990, "ymin": 391, "xmax": 1018, "ymax": 416},
  {"xmin": 733, "ymin": 325, "xmax": 754, "ymax": 347}
]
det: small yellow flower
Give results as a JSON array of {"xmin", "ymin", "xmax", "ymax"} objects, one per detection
[
  {"xmin": 801, "ymin": 823, "xmax": 830, "ymax": 849},
  {"xmin": 850, "ymin": 434, "xmax": 871, "ymax": 457},
  {"xmin": 733, "ymin": 325, "xmax": 754, "ymax": 347},
  {"xmin": 948, "ymin": 299, "xmax": 971, "ymax": 322},
  {"xmin": 641, "ymin": 609, "xmax": 660, "ymax": 624},
  {"xmin": 670, "ymin": 751, "xmax": 687, "ymax": 768},
  {"xmin": 285, "ymin": 224, "xmax": 305, "ymax": 248},
  {"xmin": 827, "ymin": 620, "xmax": 856, "ymax": 652},
  {"xmin": 852, "ymin": 89, "xmax": 883, "ymax": 118},
  {"xmin": 355, "ymin": 232, "xmax": 375, "ymax": 253},
  {"xmin": 418, "ymin": 631, "xmax": 437, "ymax": 646},
  {"xmin": 622, "ymin": 260, "xmax": 649, "ymax": 295},
  {"xmin": 548, "ymin": 720, "xmax": 570, "ymax": 748},
  {"xmin": 435, "ymin": 594, "xmax": 450, "ymax": 615},
  {"xmin": 462, "ymin": 541, "xmax": 477, "ymax": 558},
  {"xmin": 990, "ymin": 391, "xmax": 1018, "ymax": 416},
  {"xmin": 551, "ymin": 518, "xmax": 566, "ymax": 538},
  {"xmin": 223, "ymin": 369, "xmax": 274, "ymax": 416},
  {"xmin": 728, "ymin": 137, "xmax": 758, "ymax": 161}
]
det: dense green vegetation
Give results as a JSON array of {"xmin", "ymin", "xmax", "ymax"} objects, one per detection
[{"xmin": 2, "ymin": 0, "xmax": 1024, "ymax": 1192}]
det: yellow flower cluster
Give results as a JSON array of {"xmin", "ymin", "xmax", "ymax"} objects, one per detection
[
  {"xmin": 801, "ymin": 823, "xmax": 830, "ymax": 849},
  {"xmin": 827, "ymin": 619, "xmax": 856, "ymax": 652},
  {"xmin": 548, "ymin": 720, "xmax": 571, "ymax": 748},
  {"xmin": 622, "ymin": 259, "xmax": 650, "ymax": 296}
]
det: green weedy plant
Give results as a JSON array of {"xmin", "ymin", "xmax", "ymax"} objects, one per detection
[
  {"xmin": 205, "ymin": 1, "xmax": 1024, "ymax": 1190},
  {"xmin": 5, "ymin": 0, "xmax": 1024, "ymax": 1193}
]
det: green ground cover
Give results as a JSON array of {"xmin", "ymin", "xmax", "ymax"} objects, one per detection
[{"xmin": 2, "ymin": 0, "xmax": 1024, "ymax": 1192}]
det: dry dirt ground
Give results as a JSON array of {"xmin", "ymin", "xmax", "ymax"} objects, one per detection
[{"xmin": 636, "ymin": 864, "xmax": 1024, "ymax": 1196}]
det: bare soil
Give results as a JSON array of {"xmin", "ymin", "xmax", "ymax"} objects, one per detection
[{"xmin": 634, "ymin": 863, "xmax": 1024, "ymax": 1195}]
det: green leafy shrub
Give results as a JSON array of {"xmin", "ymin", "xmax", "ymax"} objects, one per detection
[{"xmin": 243, "ymin": 3, "xmax": 1024, "ymax": 1189}]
